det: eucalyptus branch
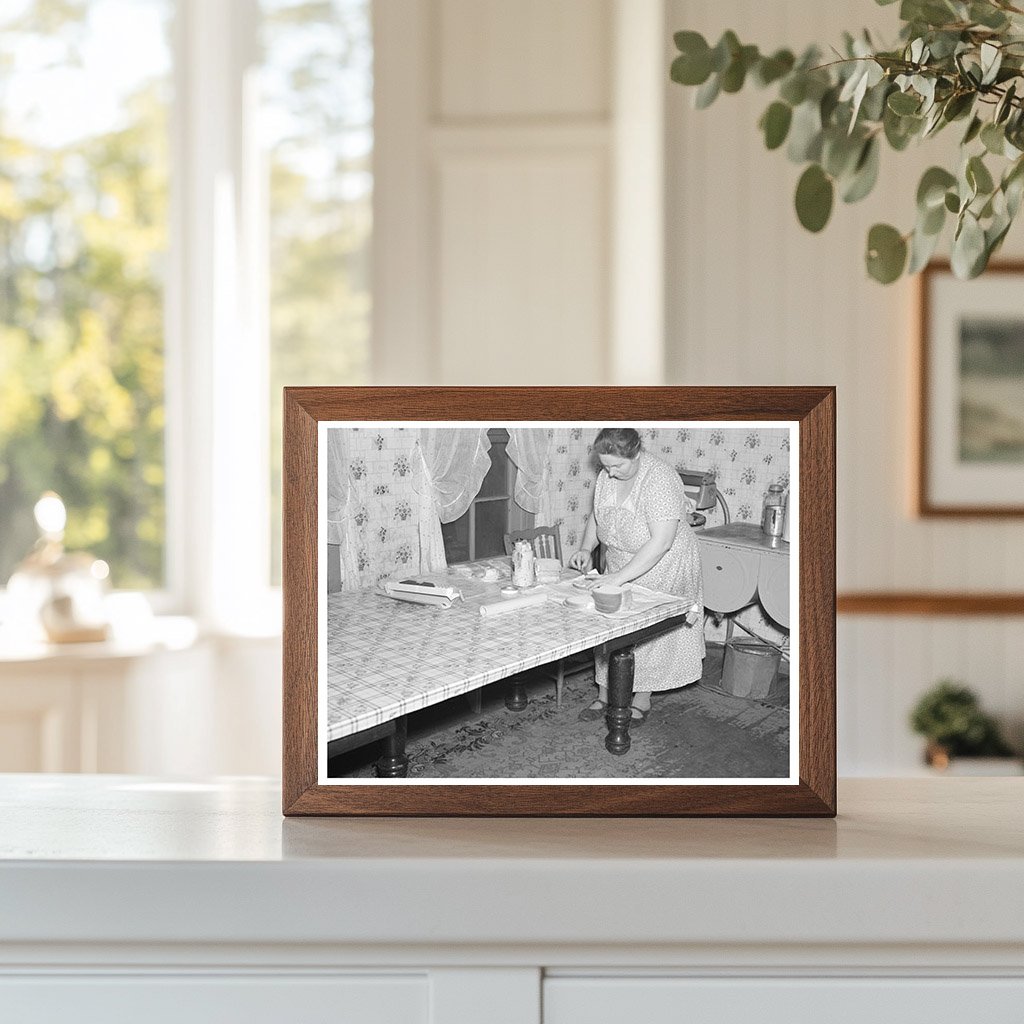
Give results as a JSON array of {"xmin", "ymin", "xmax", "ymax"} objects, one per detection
[{"xmin": 670, "ymin": 4, "xmax": 1024, "ymax": 283}]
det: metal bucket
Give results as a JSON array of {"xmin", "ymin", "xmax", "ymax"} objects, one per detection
[{"xmin": 722, "ymin": 639, "xmax": 781, "ymax": 699}]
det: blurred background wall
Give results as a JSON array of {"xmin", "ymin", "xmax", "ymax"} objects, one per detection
[{"xmin": 1, "ymin": 0, "xmax": 1020, "ymax": 777}]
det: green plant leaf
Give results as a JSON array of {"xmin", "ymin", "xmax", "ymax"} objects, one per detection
[
  {"xmin": 995, "ymin": 82, "xmax": 1017, "ymax": 125},
  {"xmin": 969, "ymin": 2, "xmax": 1009, "ymax": 29},
  {"xmin": 980, "ymin": 41, "xmax": 1002, "ymax": 86},
  {"xmin": 944, "ymin": 190, "xmax": 960, "ymax": 213},
  {"xmin": 888, "ymin": 90, "xmax": 921, "ymax": 115},
  {"xmin": 866, "ymin": 223, "xmax": 907, "ymax": 283},
  {"xmin": 779, "ymin": 73, "xmax": 807, "ymax": 106},
  {"xmin": 753, "ymin": 49, "xmax": 795, "ymax": 87},
  {"xmin": 787, "ymin": 100, "xmax": 823, "ymax": 162},
  {"xmin": 884, "ymin": 106, "xmax": 922, "ymax": 150},
  {"xmin": 795, "ymin": 164, "xmax": 834, "ymax": 232},
  {"xmin": 981, "ymin": 122, "xmax": 1005, "ymax": 155},
  {"xmin": 694, "ymin": 73, "xmax": 721, "ymax": 109},
  {"xmin": 842, "ymin": 137, "xmax": 880, "ymax": 202},
  {"xmin": 822, "ymin": 128, "xmax": 863, "ymax": 177},
  {"xmin": 908, "ymin": 220, "xmax": 942, "ymax": 273},
  {"xmin": 951, "ymin": 211, "xmax": 986, "ymax": 278},
  {"xmin": 962, "ymin": 115, "xmax": 983, "ymax": 145},
  {"xmin": 671, "ymin": 32, "xmax": 712, "ymax": 85},
  {"xmin": 967, "ymin": 154, "xmax": 995, "ymax": 195},
  {"xmin": 917, "ymin": 166, "xmax": 957, "ymax": 210},
  {"xmin": 710, "ymin": 31, "xmax": 740, "ymax": 73},
  {"xmin": 721, "ymin": 44, "xmax": 759, "ymax": 92},
  {"xmin": 942, "ymin": 91, "xmax": 974, "ymax": 123},
  {"xmin": 760, "ymin": 101, "xmax": 792, "ymax": 150}
]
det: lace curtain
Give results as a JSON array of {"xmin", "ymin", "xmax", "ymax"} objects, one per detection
[
  {"xmin": 412, "ymin": 427, "xmax": 492, "ymax": 573},
  {"xmin": 325, "ymin": 428, "xmax": 362, "ymax": 591},
  {"xmin": 506, "ymin": 427, "xmax": 554, "ymax": 528}
]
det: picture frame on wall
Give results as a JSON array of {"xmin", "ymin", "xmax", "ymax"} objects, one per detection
[
  {"xmin": 917, "ymin": 261, "xmax": 1024, "ymax": 517},
  {"xmin": 282, "ymin": 387, "xmax": 836, "ymax": 817}
]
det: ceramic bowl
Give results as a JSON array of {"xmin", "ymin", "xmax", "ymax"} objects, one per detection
[{"xmin": 591, "ymin": 585, "xmax": 624, "ymax": 614}]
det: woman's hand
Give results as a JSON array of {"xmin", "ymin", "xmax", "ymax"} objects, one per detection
[{"xmin": 568, "ymin": 549, "xmax": 593, "ymax": 572}]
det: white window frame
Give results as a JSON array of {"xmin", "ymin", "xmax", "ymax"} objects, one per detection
[{"xmin": 166, "ymin": 0, "xmax": 276, "ymax": 633}]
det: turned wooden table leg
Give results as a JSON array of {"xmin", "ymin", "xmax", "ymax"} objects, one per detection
[
  {"xmin": 375, "ymin": 716, "xmax": 409, "ymax": 777},
  {"xmin": 605, "ymin": 646, "xmax": 635, "ymax": 755},
  {"xmin": 505, "ymin": 673, "xmax": 528, "ymax": 711}
]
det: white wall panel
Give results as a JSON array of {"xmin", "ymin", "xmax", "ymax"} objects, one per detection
[
  {"xmin": 438, "ymin": 0, "xmax": 610, "ymax": 120},
  {"xmin": 437, "ymin": 151, "xmax": 608, "ymax": 384},
  {"xmin": 666, "ymin": 0, "xmax": 1024, "ymax": 774}
]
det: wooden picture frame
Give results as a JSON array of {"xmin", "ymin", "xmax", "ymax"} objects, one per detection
[
  {"xmin": 917, "ymin": 261, "xmax": 1024, "ymax": 517},
  {"xmin": 283, "ymin": 387, "xmax": 836, "ymax": 816}
]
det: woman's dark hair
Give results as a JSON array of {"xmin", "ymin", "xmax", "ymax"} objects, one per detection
[{"xmin": 593, "ymin": 427, "xmax": 642, "ymax": 460}]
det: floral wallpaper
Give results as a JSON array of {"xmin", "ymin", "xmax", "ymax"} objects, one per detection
[{"xmin": 331, "ymin": 427, "xmax": 423, "ymax": 591}]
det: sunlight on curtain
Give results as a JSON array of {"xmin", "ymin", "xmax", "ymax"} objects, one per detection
[
  {"xmin": 413, "ymin": 429, "xmax": 491, "ymax": 573},
  {"xmin": 506, "ymin": 428, "xmax": 554, "ymax": 526}
]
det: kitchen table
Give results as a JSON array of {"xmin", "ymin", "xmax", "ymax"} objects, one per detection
[{"xmin": 325, "ymin": 558, "xmax": 693, "ymax": 776}]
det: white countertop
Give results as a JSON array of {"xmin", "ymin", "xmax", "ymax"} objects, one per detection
[{"xmin": 1, "ymin": 776, "xmax": 1022, "ymax": 952}]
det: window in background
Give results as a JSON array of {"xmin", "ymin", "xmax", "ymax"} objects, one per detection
[
  {"xmin": 442, "ymin": 429, "xmax": 520, "ymax": 563},
  {"xmin": 261, "ymin": 0, "xmax": 372, "ymax": 583},
  {"xmin": 0, "ymin": 0, "xmax": 172, "ymax": 589}
]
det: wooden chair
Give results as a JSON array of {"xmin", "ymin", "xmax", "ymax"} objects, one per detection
[{"xmin": 501, "ymin": 526, "xmax": 591, "ymax": 707}]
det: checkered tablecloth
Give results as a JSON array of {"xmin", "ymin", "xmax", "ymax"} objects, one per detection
[{"xmin": 325, "ymin": 558, "xmax": 692, "ymax": 741}]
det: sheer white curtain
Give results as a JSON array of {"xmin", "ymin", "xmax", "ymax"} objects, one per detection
[
  {"xmin": 507, "ymin": 426, "xmax": 554, "ymax": 524},
  {"xmin": 412, "ymin": 428, "xmax": 492, "ymax": 572},
  {"xmin": 325, "ymin": 428, "xmax": 361, "ymax": 591}
]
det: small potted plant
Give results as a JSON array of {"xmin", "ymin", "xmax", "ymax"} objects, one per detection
[{"xmin": 909, "ymin": 680, "xmax": 1019, "ymax": 773}]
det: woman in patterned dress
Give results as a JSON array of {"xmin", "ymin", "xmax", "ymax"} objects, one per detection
[{"xmin": 568, "ymin": 428, "xmax": 704, "ymax": 724}]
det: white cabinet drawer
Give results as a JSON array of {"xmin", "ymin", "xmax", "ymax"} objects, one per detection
[
  {"xmin": 544, "ymin": 977, "xmax": 1024, "ymax": 1024},
  {"xmin": 0, "ymin": 974, "xmax": 427, "ymax": 1024}
]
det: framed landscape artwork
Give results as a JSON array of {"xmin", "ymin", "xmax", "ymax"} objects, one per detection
[
  {"xmin": 282, "ymin": 387, "xmax": 836, "ymax": 817},
  {"xmin": 917, "ymin": 262, "xmax": 1024, "ymax": 516}
]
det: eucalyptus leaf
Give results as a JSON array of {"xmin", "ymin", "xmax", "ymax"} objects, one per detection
[
  {"xmin": 970, "ymin": 2, "xmax": 1009, "ymax": 30},
  {"xmin": 908, "ymin": 221, "xmax": 942, "ymax": 273},
  {"xmin": 884, "ymin": 106, "xmax": 920, "ymax": 149},
  {"xmin": 951, "ymin": 211, "xmax": 986, "ymax": 278},
  {"xmin": 995, "ymin": 82, "xmax": 1017, "ymax": 124},
  {"xmin": 779, "ymin": 73, "xmax": 808, "ymax": 106},
  {"xmin": 967, "ymin": 154, "xmax": 995, "ymax": 195},
  {"xmin": 721, "ymin": 44, "xmax": 759, "ymax": 93},
  {"xmin": 842, "ymin": 137, "xmax": 881, "ymax": 203},
  {"xmin": 754, "ymin": 49, "xmax": 795, "ymax": 87},
  {"xmin": 944, "ymin": 190, "xmax": 961, "ymax": 213},
  {"xmin": 694, "ymin": 73, "xmax": 721, "ymax": 109},
  {"xmin": 760, "ymin": 102, "xmax": 793, "ymax": 150},
  {"xmin": 917, "ymin": 167, "xmax": 957, "ymax": 211},
  {"xmin": 787, "ymin": 100, "xmax": 824, "ymax": 162},
  {"xmin": 795, "ymin": 164, "xmax": 834, "ymax": 232},
  {"xmin": 888, "ymin": 90, "xmax": 921, "ymax": 115},
  {"xmin": 822, "ymin": 128, "xmax": 864, "ymax": 178},
  {"xmin": 962, "ymin": 115, "xmax": 983, "ymax": 145},
  {"xmin": 866, "ymin": 223, "xmax": 908, "ymax": 283},
  {"xmin": 942, "ymin": 92, "xmax": 974, "ymax": 122},
  {"xmin": 710, "ymin": 31, "xmax": 740, "ymax": 73},
  {"xmin": 861, "ymin": 80, "xmax": 893, "ymax": 122},
  {"xmin": 980, "ymin": 42, "xmax": 1002, "ymax": 86},
  {"xmin": 921, "ymin": 200, "xmax": 946, "ymax": 235},
  {"xmin": 981, "ymin": 122, "xmax": 1005, "ymax": 155}
]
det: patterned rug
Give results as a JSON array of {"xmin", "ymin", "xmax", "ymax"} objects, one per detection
[{"xmin": 330, "ymin": 644, "xmax": 790, "ymax": 780}]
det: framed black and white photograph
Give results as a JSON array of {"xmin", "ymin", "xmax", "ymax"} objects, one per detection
[
  {"xmin": 283, "ymin": 387, "xmax": 836, "ymax": 816},
  {"xmin": 917, "ymin": 261, "xmax": 1024, "ymax": 517}
]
